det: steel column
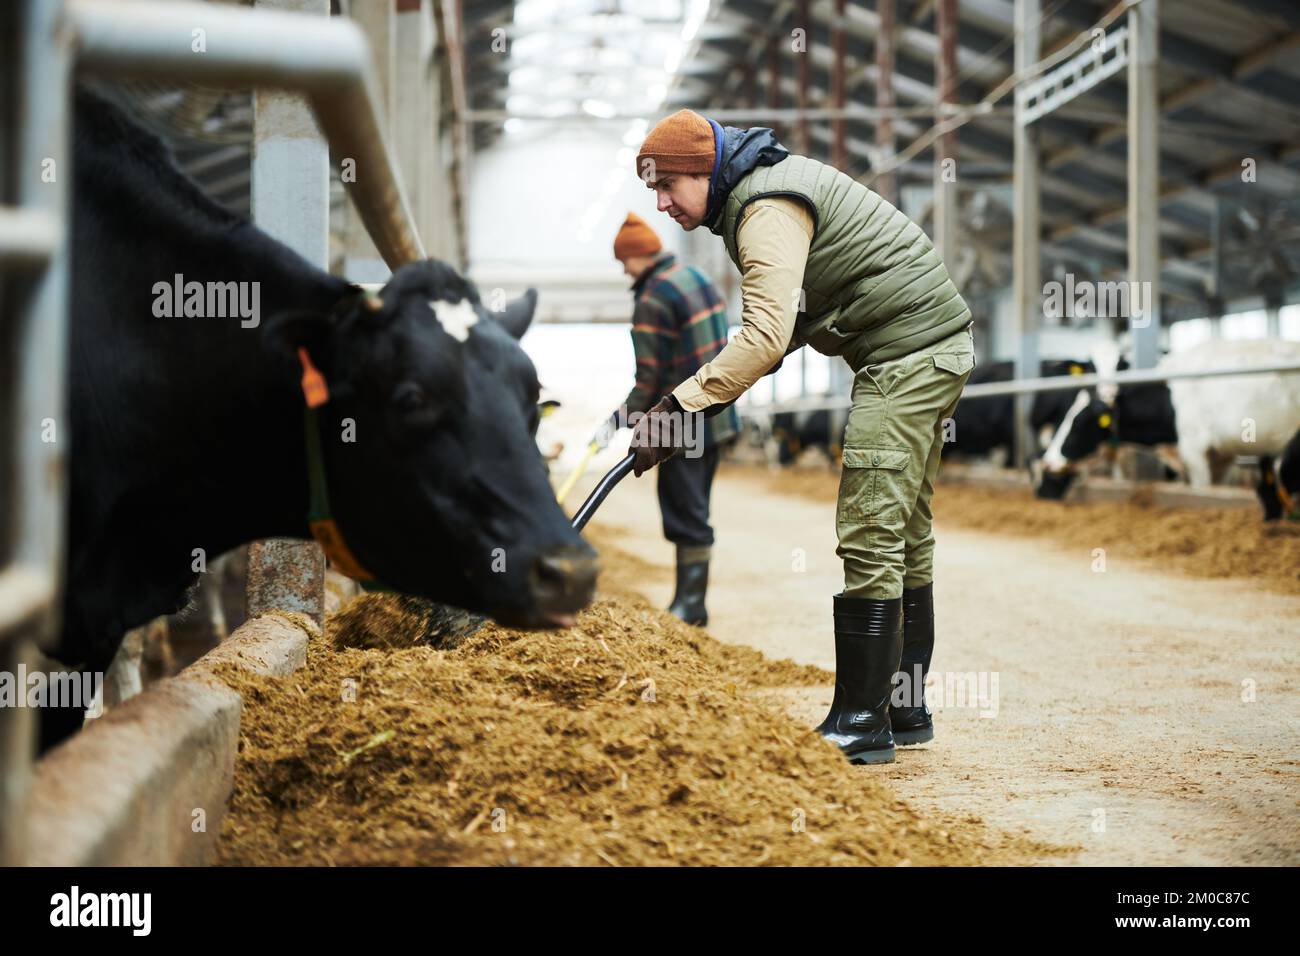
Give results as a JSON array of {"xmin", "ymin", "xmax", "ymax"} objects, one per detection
[
  {"xmin": 875, "ymin": 0, "xmax": 897, "ymax": 205},
  {"xmin": 1012, "ymin": 0, "xmax": 1041, "ymax": 469},
  {"xmin": 832, "ymin": 0, "xmax": 846, "ymax": 169},
  {"xmin": 1128, "ymin": 0, "xmax": 1161, "ymax": 371},
  {"xmin": 933, "ymin": 0, "xmax": 958, "ymax": 262}
]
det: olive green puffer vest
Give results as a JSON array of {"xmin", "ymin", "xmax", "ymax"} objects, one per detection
[{"xmin": 716, "ymin": 154, "xmax": 971, "ymax": 369}]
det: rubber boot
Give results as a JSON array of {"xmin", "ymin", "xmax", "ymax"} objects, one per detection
[
  {"xmin": 890, "ymin": 583, "xmax": 935, "ymax": 745},
  {"xmin": 816, "ymin": 593, "xmax": 904, "ymax": 765},
  {"xmin": 667, "ymin": 548, "xmax": 709, "ymax": 626}
]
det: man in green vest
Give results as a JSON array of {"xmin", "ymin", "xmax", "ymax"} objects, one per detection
[{"xmin": 628, "ymin": 109, "xmax": 976, "ymax": 765}]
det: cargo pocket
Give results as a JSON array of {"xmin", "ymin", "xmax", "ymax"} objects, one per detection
[
  {"xmin": 932, "ymin": 351, "xmax": 975, "ymax": 376},
  {"xmin": 837, "ymin": 446, "xmax": 910, "ymax": 529}
]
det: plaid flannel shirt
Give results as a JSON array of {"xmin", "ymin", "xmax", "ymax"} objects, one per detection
[{"xmin": 623, "ymin": 252, "xmax": 740, "ymax": 449}]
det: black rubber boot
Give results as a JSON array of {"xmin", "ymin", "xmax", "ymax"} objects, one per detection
[
  {"xmin": 667, "ymin": 554, "xmax": 709, "ymax": 626},
  {"xmin": 890, "ymin": 583, "xmax": 935, "ymax": 745},
  {"xmin": 816, "ymin": 593, "xmax": 904, "ymax": 765}
]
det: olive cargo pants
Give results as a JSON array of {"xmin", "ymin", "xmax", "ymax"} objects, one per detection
[{"xmin": 836, "ymin": 323, "xmax": 976, "ymax": 599}]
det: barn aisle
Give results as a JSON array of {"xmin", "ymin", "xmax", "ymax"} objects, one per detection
[{"xmin": 581, "ymin": 465, "xmax": 1300, "ymax": 866}]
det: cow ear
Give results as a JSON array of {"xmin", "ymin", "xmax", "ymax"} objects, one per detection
[
  {"xmin": 495, "ymin": 287, "xmax": 538, "ymax": 340},
  {"xmin": 262, "ymin": 309, "xmax": 336, "ymax": 370}
]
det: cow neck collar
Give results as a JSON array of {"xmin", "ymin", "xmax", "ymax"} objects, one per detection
[{"xmin": 298, "ymin": 347, "xmax": 386, "ymax": 590}]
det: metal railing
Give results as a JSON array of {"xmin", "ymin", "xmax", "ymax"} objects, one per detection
[
  {"xmin": 69, "ymin": 0, "xmax": 426, "ymax": 268},
  {"xmin": 0, "ymin": 0, "xmax": 72, "ymax": 866},
  {"xmin": 742, "ymin": 356, "xmax": 1300, "ymax": 418}
]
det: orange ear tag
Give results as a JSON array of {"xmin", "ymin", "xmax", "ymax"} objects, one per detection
[{"xmin": 298, "ymin": 347, "xmax": 330, "ymax": 408}]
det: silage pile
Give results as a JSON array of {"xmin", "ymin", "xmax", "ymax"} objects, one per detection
[{"xmin": 215, "ymin": 584, "xmax": 1026, "ymax": 866}]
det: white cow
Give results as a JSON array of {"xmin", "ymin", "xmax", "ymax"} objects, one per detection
[
  {"xmin": 1036, "ymin": 337, "xmax": 1300, "ymax": 499},
  {"xmin": 1163, "ymin": 338, "xmax": 1300, "ymax": 486}
]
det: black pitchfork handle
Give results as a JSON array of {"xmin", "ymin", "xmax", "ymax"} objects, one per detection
[{"xmin": 570, "ymin": 452, "xmax": 636, "ymax": 532}]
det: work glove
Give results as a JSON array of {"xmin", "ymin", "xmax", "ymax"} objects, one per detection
[
  {"xmin": 591, "ymin": 410, "xmax": 621, "ymax": 452},
  {"xmin": 630, "ymin": 394, "xmax": 687, "ymax": 476}
]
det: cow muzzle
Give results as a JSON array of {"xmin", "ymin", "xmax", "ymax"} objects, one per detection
[
  {"xmin": 527, "ymin": 545, "xmax": 599, "ymax": 627},
  {"xmin": 1035, "ymin": 466, "xmax": 1077, "ymax": 500}
]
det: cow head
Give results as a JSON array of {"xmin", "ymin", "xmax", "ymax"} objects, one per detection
[
  {"xmin": 265, "ymin": 260, "xmax": 597, "ymax": 627},
  {"xmin": 768, "ymin": 412, "xmax": 800, "ymax": 466},
  {"xmin": 1256, "ymin": 457, "xmax": 1285, "ymax": 520},
  {"xmin": 1256, "ymin": 442, "xmax": 1300, "ymax": 522},
  {"xmin": 1034, "ymin": 390, "xmax": 1118, "ymax": 499},
  {"xmin": 1035, "ymin": 343, "xmax": 1120, "ymax": 500}
]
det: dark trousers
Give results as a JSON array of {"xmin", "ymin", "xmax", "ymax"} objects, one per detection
[{"xmin": 657, "ymin": 445, "xmax": 722, "ymax": 549}]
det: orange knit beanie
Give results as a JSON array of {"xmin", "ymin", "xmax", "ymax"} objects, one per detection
[
  {"xmin": 634, "ymin": 109, "xmax": 716, "ymax": 182},
  {"xmin": 612, "ymin": 212, "xmax": 662, "ymax": 261}
]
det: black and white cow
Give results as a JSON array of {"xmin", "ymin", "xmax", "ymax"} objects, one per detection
[
  {"xmin": 947, "ymin": 358, "xmax": 1096, "ymax": 468},
  {"xmin": 1036, "ymin": 338, "xmax": 1300, "ymax": 501},
  {"xmin": 1256, "ymin": 428, "xmax": 1300, "ymax": 521},
  {"xmin": 751, "ymin": 359, "xmax": 1095, "ymax": 471},
  {"xmin": 49, "ymin": 89, "xmax": 597, "ymax": 749},
  {"xmin": 768, "ymin": 408, "xmax": 848, "ymax": 467}
]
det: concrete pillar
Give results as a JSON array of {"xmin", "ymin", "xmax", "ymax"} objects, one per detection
[
  {"xmin": 1012, "ymin": 0, "xmax": 1041, "ymax": 469},
  {"xmin": 933, "ymin": 0, "xmax": 958, "ymax": 262},
  {"xmin": 249, "ymin": 0, "xmax": 329, "ymax": 628}
]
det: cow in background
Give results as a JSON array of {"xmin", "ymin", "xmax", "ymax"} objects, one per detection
[
  {"xmin": 768, "ymin": 407, "xmax": 849, "ymax": 467},
  {"xmin": 1036, "ymin": 339, "xmax": 1300, "ymax": 501},
  {"xmin": 947, "ymin": 358, "xmax": 1096, "ymax": 468},
  {"xmin": 1256, "ymin": 428, "xmax": 1300, "ymax": 521}
]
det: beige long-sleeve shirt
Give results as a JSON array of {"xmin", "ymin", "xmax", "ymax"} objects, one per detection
[{"xmin": 671, "ymin": 196, "xmax": 814, "ymax": 412}]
